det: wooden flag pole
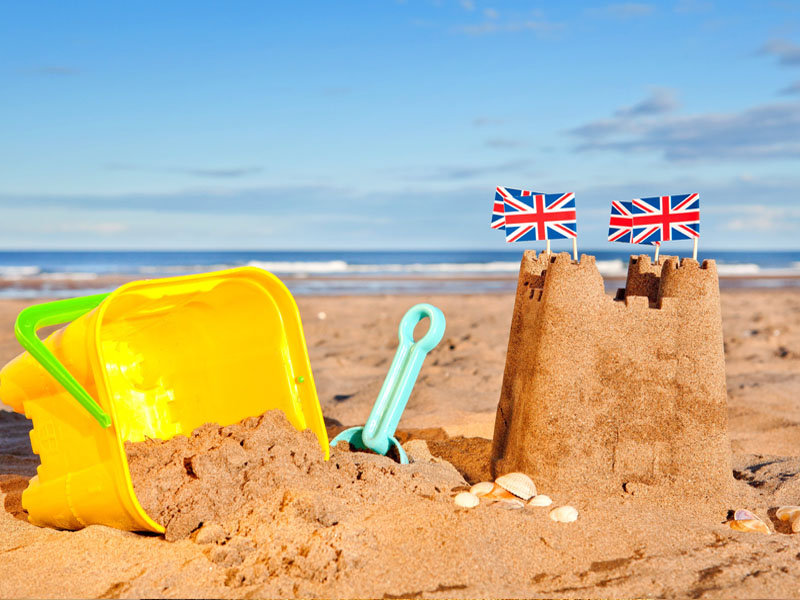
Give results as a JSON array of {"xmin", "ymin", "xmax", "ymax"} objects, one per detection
[
  {"xmin": 692, "ymin": 237, "xmax": 698, "ymax": 261},
  {"xmin": 654, "ymin": 242, "xmax": 660, "ymax": 264},
  {"xmin": 572, "ymin": 237, "xmax": 578, "ymax": 262},
  {"xmin": 546, "ymin": 239, "xmax": 551, "ymax": 256}
]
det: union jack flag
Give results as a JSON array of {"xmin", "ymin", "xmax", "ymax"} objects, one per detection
[
  {"xmin": 503, "ymin": 193, "xmax": 577, "ymax": 243},
  {"xmin": 491, "ymin": 187, "xmax": 540, "ymax": 230},
  {"xmin": 608, "ymin": 200, "xmax": 633, "ymax": 243},
  {"xmin": 630, "ymin": 193, "xmax": 700, "ymax": 245}
]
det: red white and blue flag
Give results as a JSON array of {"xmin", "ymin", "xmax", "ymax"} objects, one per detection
[
  {"xmin": 630, "ymin": 193, "xmax": 700, "ymax": 245},
  {"xmin": 491, "ymin": 187, "xmax": 540, "ymax": 230},
  {"xmin": 503, "ymin": 193, "xmax": 577, "ymax": 243},
  {"xmin": 608, "ymin": 200, "xmax": 633, "ymax": 243}
]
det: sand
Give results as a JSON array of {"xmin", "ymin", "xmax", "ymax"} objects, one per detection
[{"xmin": 0, "ymin": 289, "xmax": 799, "ymax": 598}]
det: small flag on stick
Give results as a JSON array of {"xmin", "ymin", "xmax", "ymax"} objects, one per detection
[
  {"xmin": 491, "ymin": 187, "xmax": 540, "ymax": 230},
  {"xmin": 608, "ymin": 200, "xmax": 633, "ymax": 243},
  {"xmin": 610, "ymin": 193, "xmax": 701, "ymax": 261},
  {"xmin": 503, "ymin": 192, "xmax": 578, "ymax": 259}
]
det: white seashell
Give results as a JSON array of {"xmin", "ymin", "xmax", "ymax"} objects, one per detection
[
  {"xmin": 470, "ymin": 481, "xmax": 495, "ymax": 497},
  {"xmin": 454, "ymin": 492, "xmax": 479, "ymax": 508},
  {"xmin": 485, "ymin": 484, "xmax": 520, "ymax": 502},
  {"xmin": 528, "ymin": 494, "xmax": 553, "ymax": 507},
  {"xmin": 317, "ymin": 311, "xmax": 327, "ymax": 320},
  {"xmin": 495, "ymin": 472, "xmax": 537, "ymax": 500},
  {"xmin": 776, "ymin": 506, "xmax": 800, "ymax": 522},
  {"xmin": 728, "ymin": 519, "xmax": 770, "ymax": 535},
  {"xmin": 776, "ymin": 506, "xmax": 800, "ymax": 533},
  {"xmin": 549, "ymin": 505, "xmax": 578, "ymax": 523},
  {"xmin": 734, "ymin": 508, "xmax": 759, "ymax": 521}
]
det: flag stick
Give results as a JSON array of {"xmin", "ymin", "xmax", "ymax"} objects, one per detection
[
  {"xmin": 692, "ymin": 237, "xmax": 698, "ymax": 261},
  {"xmin": 572, "ymin": 237, "xmax": 578, "ymax": 262},
  {"xmin": 654, "ymin": 242, "xmax": 660, "ymax": 264},
  {"xmin": 546, "ymin": 239, "xmax": 551, "ymax": 256}
]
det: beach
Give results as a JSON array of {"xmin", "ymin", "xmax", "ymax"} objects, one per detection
[{"xmin": 1, "ymin": 289, "xmax": 799, "ymax": 598}]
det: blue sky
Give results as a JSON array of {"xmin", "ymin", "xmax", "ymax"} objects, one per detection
[{"xmin": 1, "ymin": 0, "xmax": 799, "ymax": 250}]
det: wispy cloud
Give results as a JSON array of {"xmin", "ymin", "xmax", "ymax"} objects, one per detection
[
  {"xmin": 453, "ymin": 9, "xmax": 561, "ymax": 37},
  {"xmin": 569, "ymin": 88, "xmax": 800, "ymax": 161},
  {"xmin": 593, "ymin": 3, "xmax": 655, "ymax": 18},
  {"xmin": 54, "ymin": 222, "xmax": 129, "ymax": 235},
  {"xmin": 780, "ymin": 80, "xmax": 800, "ymax": 95},
  {"xmin": 614, "ymin": 87, "xmax": 679, "ymax": 117},
  {"xmin": 106, "ymin": 164, "xmax": 263, "ymax": 179},
  {"xmin": 473, "ymin": 116, "xmax": 504, "ymax": 127},
  {"xmin": 722, "ymin": 205, "xmax": 800, "ymax": 232},
  {"xmin": 383, "ymin": 159, "xmax": 533, "ymax": 181},
  {"xmin": 485, "ymin": 137, "xmax": 526, "ymax": 149},
  {"xmin": 760, "ymin": 39, "xmax": 800, "ymax": 67},
  {"xmin": 454, "ymin": 19, "xmax": 560, "ymax": 36},
  {"xmin": 459, "ymin": 0, "xmax": 475, "ymax": 11}
]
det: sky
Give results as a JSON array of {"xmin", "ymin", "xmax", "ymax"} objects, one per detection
[{"xmin": 1, "ymin": 0, "xmax": 799, "ymax": 251}]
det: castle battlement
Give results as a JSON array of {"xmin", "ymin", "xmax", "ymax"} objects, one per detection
[{"xmin": 492, "ymin": 251, "xmax": 731, "ymax": 504}]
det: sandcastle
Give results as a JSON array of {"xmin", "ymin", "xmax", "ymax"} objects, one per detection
[{"xmin": 491, "ymin": 251, "xmax": 732, "ymax": 502}]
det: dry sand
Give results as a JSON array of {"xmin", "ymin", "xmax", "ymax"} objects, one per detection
[{"xmin": 0, "ymin": 290, "xmax": 799, "ymax": 598}]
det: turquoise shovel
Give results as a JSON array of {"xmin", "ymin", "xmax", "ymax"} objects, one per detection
[{"xmin": 330, "ymin": 303, "xmax": 445, "ymax": 464}]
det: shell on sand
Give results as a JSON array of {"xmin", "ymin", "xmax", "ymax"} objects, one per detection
[
  {"xmin": 549, "ymin": 505, "xmax": 578, "ymax": 523},
  {"xmin": 776, "ymin": 506, "xmax": 800, "ymax": 532},
  {"xmin": 485, "ymin": 484, "xmax": 520, "ymax": 502},
  {"xmin": 528, "ymin": 494, "xmax": 553, "ymax": 507},
  {"xmin": 776, "ymin": 506, "xmax": 800, "ymax": 522},
  {"xmin": 470, "ymin": 481, "xmax": 495, "ymax": 497},
  {"xmin": 728, "ymin": 510, "xmax": 770, "ymax": 535},
  {"xmin": 729, "ymin": 519, "xmax": 770, "ymax": 535},
  {"xmin": 494, "ymin": 472, "xmax": 537, "ymax": 500},
  {"xmin": 734, "ymin": 508, "xmax": 759, "ymax": 521},
  {"xmin": 454, "ymin": 492, "xmax": 480, "ymax": 508}
]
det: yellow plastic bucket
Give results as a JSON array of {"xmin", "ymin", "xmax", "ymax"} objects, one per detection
[{"xmin": 0, "ymin": 267, "xmax": 328, "ymax": 533}]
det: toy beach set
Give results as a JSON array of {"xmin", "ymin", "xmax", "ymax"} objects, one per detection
[{"xmin": 0, "ymin": 186, "xmax": 792, "ymax": 539}]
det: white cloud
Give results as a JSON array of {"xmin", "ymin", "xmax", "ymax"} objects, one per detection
[
  {"xmin": 57, "ymin": 222, "xmax": 129, "ymax": 235},
  {"xmin": 723, "ymin": 205, "xmax": 800, "ymax": 232}
]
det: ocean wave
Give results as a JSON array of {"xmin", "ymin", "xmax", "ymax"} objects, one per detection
[
  {"xmin": 0, "ymin": 265, "xmax": 41, "ymax": 278},
  {"xmin": 716, "ymin": 263, "xmax": 761, "ymax": 276}
]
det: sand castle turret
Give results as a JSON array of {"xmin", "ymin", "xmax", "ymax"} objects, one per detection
[{"xmin": 491, "ymin": 252, "xmax": 731, "ymax": 502}]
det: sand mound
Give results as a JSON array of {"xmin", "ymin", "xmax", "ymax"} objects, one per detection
[{"xmin": 127, "ymin": 410, "xmax": 468, "ymax": 542}]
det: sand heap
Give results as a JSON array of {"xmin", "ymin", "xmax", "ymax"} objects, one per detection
[
  {"xmin": 126, "ymin": 410, "xmax": 467, "ymax": 541},
  {"xmin": 492, "ymin": 252, "xmax": 732, "ymax": 504}
]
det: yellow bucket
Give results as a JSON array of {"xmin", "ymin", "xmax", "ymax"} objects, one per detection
[{"xmin": 0, "ymin": 267, "xmax": 328, "ymax": 533}]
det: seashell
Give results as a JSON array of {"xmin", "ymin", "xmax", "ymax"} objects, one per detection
[
  {"xmin": 470, "ymin": 481, "xmax": 495, "ymax": 497},
  {"xmin": 495, "ymin": 472, "xmax": 537, "ymax": 500},
  {"xmin": 776, "ymin": 506, "xmax": 800, "ymax": 522},
  {"xmin": 728, "ymin": 519, "xmax": 770, "ymax": 535},
  {"xmin": 528, "ymin": 494, "xmax": 553, "ymax": 507},
  {"xmin": 734, "ymin": 508, "xmax": 759, "ymax": 521},
  {"xmin": 485, "ymin": 484, "xmax": 521, "ymax": 502},
  {"xmin": 454, "ymin": 492, "xmax": 479, "ymax": 508},
  {"xmin": 776, "ymin": 506, "xmax": 800, "ymax": 533},
  {"xmin": 549, "ymin": 505, "xmax": 578, "ymax": 523}
]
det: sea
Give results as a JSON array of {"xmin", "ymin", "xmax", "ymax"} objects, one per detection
[{"xmin": 0, "ymin": 249, "xmax": 798, "ymax": 298}]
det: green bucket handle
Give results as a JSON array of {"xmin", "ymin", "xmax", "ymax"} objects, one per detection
[{"xmin": 14, "ymin": 293, "xmax": 112, "ymax": 428}]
